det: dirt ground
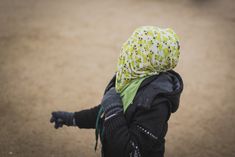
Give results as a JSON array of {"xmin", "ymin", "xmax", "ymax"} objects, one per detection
[{"xmin": 0, "ymin": 0, "xmax": 234, "ymax": 156}]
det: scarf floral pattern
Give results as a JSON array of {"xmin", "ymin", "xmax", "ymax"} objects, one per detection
[{"xmin": 115, "ymin": 26, "xmax": 180, "ymax": 93}]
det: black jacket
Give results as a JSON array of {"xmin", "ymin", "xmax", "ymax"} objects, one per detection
[{"xmin": 74, "ymin": 70, "xmax": 183, "ymax": 157}]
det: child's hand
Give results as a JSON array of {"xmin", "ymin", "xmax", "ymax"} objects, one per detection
[{"xmin": 50, "ymin": 111, "xmax": 75, "ymax": 129}]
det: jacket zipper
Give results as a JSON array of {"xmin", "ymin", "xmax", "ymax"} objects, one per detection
[{"xmin": 137, "ymin": 125, "xmax": 158, "ymax": 141}]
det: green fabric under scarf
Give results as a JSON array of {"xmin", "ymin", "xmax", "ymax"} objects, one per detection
[{"xmin": 120, "ymin": 76, "xmax": 149, "ymax": 112}]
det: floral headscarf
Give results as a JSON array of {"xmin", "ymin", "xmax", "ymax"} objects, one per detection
[{"xmin": 115, "ymin": 26, "xmax": 180, "ymax": 93}]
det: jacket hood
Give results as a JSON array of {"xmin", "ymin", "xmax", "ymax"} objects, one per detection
[{"xmin": 137, "ymin": 70, "xmax": 183, "ymax": 113}]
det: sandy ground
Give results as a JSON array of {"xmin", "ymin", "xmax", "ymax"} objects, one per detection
[{"xmin": 0, "ymin": 0, "xmax": 234, "ymax": 156}]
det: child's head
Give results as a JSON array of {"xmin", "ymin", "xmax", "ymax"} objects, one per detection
[{"xmin": 116, "ymin": 26, "xmax": 180, "ymax": 92}]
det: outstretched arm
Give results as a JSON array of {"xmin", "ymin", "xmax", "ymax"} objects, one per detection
[
  {"xmin": 74, "ymin": 105, "xmax": 101, "ymax": 129},
  {"xmin": 50, "ymin": 105, "xmax": 101, "ymax": 129}
]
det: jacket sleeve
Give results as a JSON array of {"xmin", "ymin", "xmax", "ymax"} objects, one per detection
[
  {"xmin": 103, "ymin": 97, "xmax": 170, "ymax": 157},
  {"xmin": 73, "ymin": 105, "xmax": 101, "ymax": 129}
]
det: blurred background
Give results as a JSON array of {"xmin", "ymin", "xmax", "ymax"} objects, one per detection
[{"xmin": 0, "ymin": 0, "xmax": 234, "ymax": 156}]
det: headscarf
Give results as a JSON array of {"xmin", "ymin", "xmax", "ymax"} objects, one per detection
[
  {"xmin": 115, "ymin": 26, "xmax": 180, "ymax": 111},
  {"xmin": 95, "ymin": 26, "xmax": 180, "ymax": 150}
]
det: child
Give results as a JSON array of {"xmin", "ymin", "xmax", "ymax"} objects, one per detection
[{"xmin": 50, "ymin": 26, "xmax": 183, "ymax": 157}]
